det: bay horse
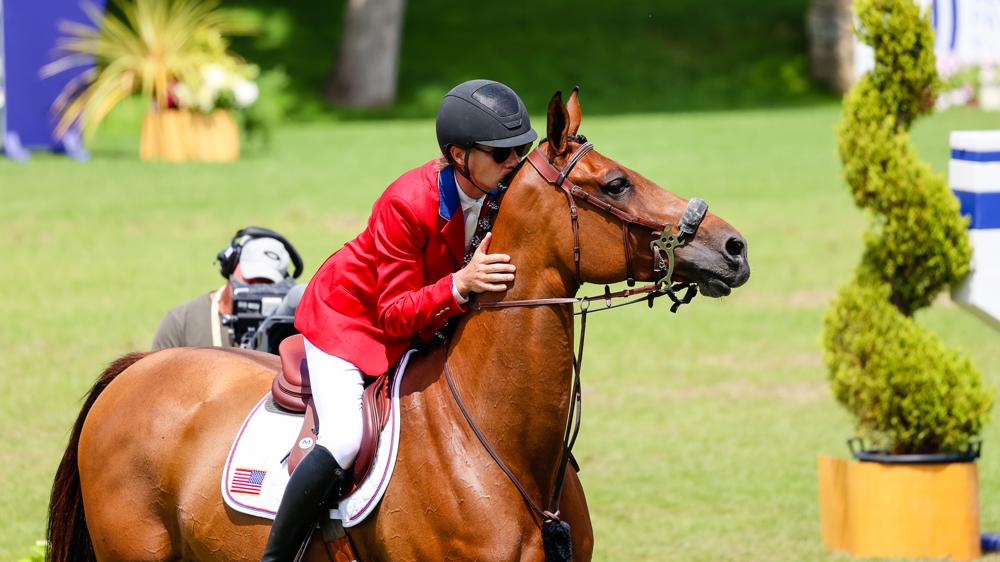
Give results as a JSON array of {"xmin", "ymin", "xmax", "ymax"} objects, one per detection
[{"xmin": 48, "ymin": 89, "xmax": 750, "ymax": 561}]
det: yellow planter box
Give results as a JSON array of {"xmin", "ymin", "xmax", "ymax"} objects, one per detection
[
  {"xmin": 140, "ymin": 109, "xmax": 239, "ymax": 163},
  {"xmin": 818, "ymin": 454, "xmax": 980, "ymax": 560}
]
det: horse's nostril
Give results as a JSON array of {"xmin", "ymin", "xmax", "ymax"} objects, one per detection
[{"xmin": 725, "ymin": 237, "xmax": 745, "ymax": 257}]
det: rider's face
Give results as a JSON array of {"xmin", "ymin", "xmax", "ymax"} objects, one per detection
[{"xmin": 451, "ymin": 144, "xmax": 524, "ymax": 193}]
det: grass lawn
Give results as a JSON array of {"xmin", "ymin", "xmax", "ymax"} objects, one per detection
[{"xmin": 2, "ymin": 103, "xmax": 1000, "ymax": 561}]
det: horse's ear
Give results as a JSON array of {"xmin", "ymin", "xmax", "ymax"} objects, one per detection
[
  {"xmin": 566, "ymin": 86, "xmax": 582, "ymax": 137},
  {"xmin": 546, "ymin": 90, "xmax": 569, "ymax": 156}
]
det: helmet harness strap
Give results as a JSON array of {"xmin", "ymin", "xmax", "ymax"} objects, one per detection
[{"xmin": 457, "ymin": 147, "xmax": 494, "ymax": 197}]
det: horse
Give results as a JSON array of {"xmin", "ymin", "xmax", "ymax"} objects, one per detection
[{"xmin": 47, "ymin": 88, "xmax": 750, "ymax": 561}]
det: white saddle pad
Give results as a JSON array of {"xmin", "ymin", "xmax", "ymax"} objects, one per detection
[{"xmin": 221, "ymin": 349, "xmax": 413, "ymax": 527}]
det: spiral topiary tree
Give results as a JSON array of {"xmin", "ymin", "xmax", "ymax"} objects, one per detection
[{"xmin": 823, "ymin": 0, "xmax": 993, "ymax": 454}]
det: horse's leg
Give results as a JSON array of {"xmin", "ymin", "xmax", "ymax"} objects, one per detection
[
  {"xmin": 78, "ymin": 352, "xmax": 186, "ymax": 561},
  {"xmin": 81, "ymin": 467, "xmax": 172, "ymax": 561}
]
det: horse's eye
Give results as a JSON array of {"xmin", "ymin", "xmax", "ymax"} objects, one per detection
[{"xmin": 603, "ymin": 177, "xmax": 630, "ymax": 196}]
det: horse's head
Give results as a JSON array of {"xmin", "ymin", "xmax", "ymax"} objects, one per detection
[{"xmin": 500, "ymin": 88, "xmax": 750, "ymax": 299}]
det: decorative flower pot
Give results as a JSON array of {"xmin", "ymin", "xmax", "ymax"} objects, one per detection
[
  {"xmin": 139, "ymin": 109, "xmax": 239, "ymax": 162},
  {"xmin": 818, "ymin": 441, "xmax": 982, "ymax": 560},
  {"xmin": 188, "ymin": 110, "xmax": 239, "ymax": 162},
  {"xmin": 140, "ymin": 110, "xmax": 191, "ymax": 162}
]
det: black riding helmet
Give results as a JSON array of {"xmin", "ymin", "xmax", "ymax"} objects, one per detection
[{"xmin": 436, "ymin": 79, "xmax": 537, "ymax": 156}]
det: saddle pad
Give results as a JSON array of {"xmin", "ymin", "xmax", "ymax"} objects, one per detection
[{"xmin": 221, "ymin": 349, "xmax": 414, "ymax": 527}]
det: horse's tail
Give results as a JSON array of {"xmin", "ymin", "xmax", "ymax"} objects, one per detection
[{"xmin": 47, "ymin": 351, "xmax": 149, "ymax": 562}]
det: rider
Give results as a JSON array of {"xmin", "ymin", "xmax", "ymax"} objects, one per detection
[{"xmin": 262, "ymin": 79, "xmax": 537, "ymax": 560}]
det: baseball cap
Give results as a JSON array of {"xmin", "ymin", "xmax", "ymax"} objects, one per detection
[{"xmin": 239, "ymin": 237, "xmax": 291, "ymax": 283}]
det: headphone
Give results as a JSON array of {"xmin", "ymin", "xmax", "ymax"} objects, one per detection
[{"xmin": 216, "ymin": 226, "xmax": 304, "ymax": 280}]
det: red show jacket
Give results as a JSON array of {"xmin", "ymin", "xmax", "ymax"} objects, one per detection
[{"xmin": 295, "ymin": 160, "xmax": 468, "ymax": 376}]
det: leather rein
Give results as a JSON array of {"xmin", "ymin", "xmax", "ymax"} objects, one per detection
[{"xmin": 444, "ymin": 139, "xmax": 709, "ymax": 528}]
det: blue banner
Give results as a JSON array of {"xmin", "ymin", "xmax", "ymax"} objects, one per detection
[{"xmin": 2, "ymin": 0, "xmax": 104, "ymax": 154}]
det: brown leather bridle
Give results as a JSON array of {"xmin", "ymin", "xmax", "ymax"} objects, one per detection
[
  {"xmin": 475, "ymin": 138, "xmax": 710, "ymax": 310},
  {"xmin": 444, "ymin": 138, "xmax": 710, "ymax": 541},
  {"xmin": 527, "ymin": 139, "xmax": 671, "ymax": 287}
]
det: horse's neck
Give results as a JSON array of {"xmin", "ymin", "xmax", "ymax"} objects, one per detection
[{"xmin": 445, "ymin": 187, "xmax": 579, "ymax": 497}]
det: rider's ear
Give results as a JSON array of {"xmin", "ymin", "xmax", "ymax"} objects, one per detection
[
  {"xmin": 448, "ymin": 145, "xmax": 467, "ymax": 171},
  {"xmin": 546, "ymin": 90, "xmax": 569, "ymax": 157},
  {"xmin": 566, "ymin": 86, "xmax": 582, "ymax": 137}
]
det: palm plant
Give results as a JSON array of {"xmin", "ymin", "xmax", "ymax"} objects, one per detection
[{"xmin": 43, "ymin": 0, "xmax": 254, "ymax": 140}]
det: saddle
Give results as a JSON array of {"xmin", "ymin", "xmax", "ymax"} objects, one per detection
[{"xmin": 271, "ymin": 334, "xmax": 392, "ymax": 498}]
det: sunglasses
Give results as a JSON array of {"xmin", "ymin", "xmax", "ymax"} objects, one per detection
[{"xmin": 474, "ymin": 143, "xmax": 533, "ymax": 163}]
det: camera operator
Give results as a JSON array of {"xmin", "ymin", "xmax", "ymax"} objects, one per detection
[{"xmin": 151, "ymin": 227, "xmax": 304, "ymax": 351}]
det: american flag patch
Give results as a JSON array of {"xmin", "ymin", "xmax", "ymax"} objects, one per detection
[{"xmin": 230, "ymin": 468, "xmax": 266, "ymax": 495}]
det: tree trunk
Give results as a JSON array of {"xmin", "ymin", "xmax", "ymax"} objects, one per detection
[
  {"xmin": 807, "ymin": 0, "xmax": 855, "ymax": 94},
  {"xmin": 326, "ymin": 0, "xmax": 405, "ymax": 108}
]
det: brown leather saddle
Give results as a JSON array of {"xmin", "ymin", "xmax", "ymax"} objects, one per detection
[{"xmin": 271, "ymin": 334, "xmax": 393, "ymax": 498}]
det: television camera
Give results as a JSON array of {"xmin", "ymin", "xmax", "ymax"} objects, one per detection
[{"xmin": 222, "ymin": 278, "xmax": 302, "ymax": 354}]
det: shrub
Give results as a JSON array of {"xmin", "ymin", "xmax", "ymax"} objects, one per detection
[{"xmin": 822, "ymin": 0, "xmax": 993, "ymax": 454}]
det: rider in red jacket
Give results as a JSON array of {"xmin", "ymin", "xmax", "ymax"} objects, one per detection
[{"xmin": 263, "ymin": 80, "xmax": 537, "ymax": 561}]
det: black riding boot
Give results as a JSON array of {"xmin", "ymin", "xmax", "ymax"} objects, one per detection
[{"xmin": 261, "ymin": 445, "xmax": 345, "ymax": 562}]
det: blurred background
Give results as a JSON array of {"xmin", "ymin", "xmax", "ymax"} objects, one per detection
[{"xmin": 2, "ymin": 0, "xmax": 1000, "ymax": 560}]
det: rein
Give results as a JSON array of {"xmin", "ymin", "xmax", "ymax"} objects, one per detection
[{"xmin": 444, "ymin": 140, "xmax": 708, "ymax": 530}]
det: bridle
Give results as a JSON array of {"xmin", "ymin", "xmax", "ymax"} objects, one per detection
[
  {"xmin": 475, "ymin": 137, "xmax": 710, "ymax": 313},
  {"xmin": 526, "ymin": 137, "xmax": 704, "ymax": 289},
  {"xmin": 443, "ymin": 137, "xmax": 710, "ymax": 542}
]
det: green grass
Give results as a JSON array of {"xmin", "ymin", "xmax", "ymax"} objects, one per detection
[
  {"xmin": 224, "ymin": 0, "xmax": 830, "ymax": 119},
  {"xmin": 3, "ymin": 104, "xmax": 1000, "ymax": 561}
]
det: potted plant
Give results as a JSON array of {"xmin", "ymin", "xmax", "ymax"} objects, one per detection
[
  {"xmin": 44, "ymin": 0, "xmax": 258, "ymax": 162},
  {"xmin": 818, "ymin": 0, "xmax": 994, "ymax": 559},
  {"xmin": 149, "ymin": 61, "xmax": 259, "ymax": 162}
]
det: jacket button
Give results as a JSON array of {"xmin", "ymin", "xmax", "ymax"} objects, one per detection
[{"xmin": 435, "ymin": 307, "xmax": 451, "ymax": 317}]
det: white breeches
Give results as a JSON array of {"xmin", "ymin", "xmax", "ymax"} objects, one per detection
[{"xmin": 303, "ymin": 337, "xmax": 365, "ymax": 468}]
